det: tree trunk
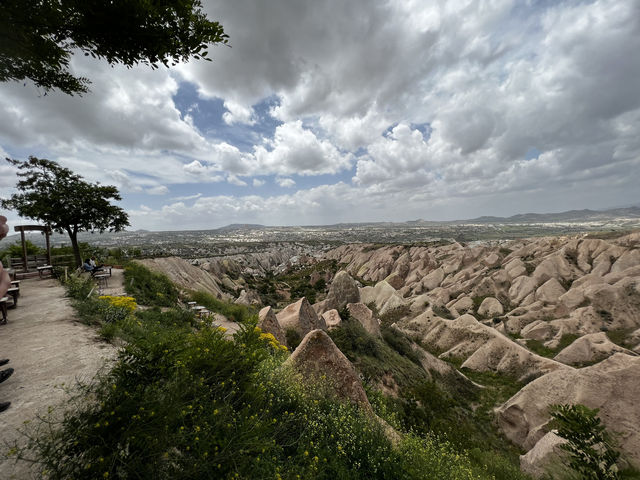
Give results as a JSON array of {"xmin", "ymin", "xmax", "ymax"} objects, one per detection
[{"xmin": 68, "ymin": 229, "xmax": 82, "ymax": 268}]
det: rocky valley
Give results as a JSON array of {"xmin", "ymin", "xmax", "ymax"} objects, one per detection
[{"xmin": 135, "ymin": 229, "xmax": 640, "ymax": 477}]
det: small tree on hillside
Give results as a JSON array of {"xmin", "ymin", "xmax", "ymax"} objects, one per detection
[
  {"xmin": 549, "ymin": 403, "xmax": 620, "ymax": 479},
  {"xmin": 1, "ymin": 157, "xmax": 129, "ymax": 267}
]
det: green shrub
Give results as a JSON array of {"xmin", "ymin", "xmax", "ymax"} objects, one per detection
[
  {"xmin": 379, "ymin": 305, "xmax": 411, "ymax": 326},
  {"xmin": 285, "ymin": 328, "xmax": 302, "ymax": 350},
  {"xmin": 433, "ymin": 305, "xmax": 454, "ymax": 320},
  {"xmin": 0, "ymin": 239, "xmax": 43, "ymax": 258},
  {"xmin": 550, "ymin": 404, "xmax": 620, "ymax": 479},
  {"xmin": 123, "ymin": 262, "xmax": 179, "ymax": 307},
  {"xmin": 63, "ymin": 274, "xmax": 96, "ymax": 300}
]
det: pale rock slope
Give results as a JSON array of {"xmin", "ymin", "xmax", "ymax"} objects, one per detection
[
  {"xmin": 553, "ymin": 332, "xmax": 636, "ymax": 366},
  {"xmin": 136, "ymin": 257, "xmax": 228, "ymax": 298},
  {"xmin": 323, "ymin": 232, "xmax": 640, "ymax": 366},
  {"xmin": 398, "ymin": 312, "xmax": 569, "ymax": 382}
]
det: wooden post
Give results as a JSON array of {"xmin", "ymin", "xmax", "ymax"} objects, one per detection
[
  {"xmin": 45, "ymin": 228, "xmax": 51, "ymax": 266},
  {"xmin": 20, "ymin": 229, "xmax": 27, "ymax": 272}
]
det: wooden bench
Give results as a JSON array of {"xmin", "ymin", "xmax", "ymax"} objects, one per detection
[
  {"xmin": 0, "ymin": 297, "xmax": 8, "ymax": 324},
  {"xmin": 37, "ymin": 265, "xmax": 54, "ymax": 279},
  {"xmin": 88, "ymin": 266, "xmax": 112, "ymax": 277},
  {"xmin": 6, "ymin": 287, "xmax": 19, "ymax": 308}
]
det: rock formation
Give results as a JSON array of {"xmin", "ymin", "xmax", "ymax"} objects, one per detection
[
  {"xmin": 346, "ymin": 302, "xmax": 380, "ymax": 337},
  {"xmin": 322, "ymin": 309, "xmax": 342, "ymax": 329},
  {"xmin": 276, "ymin": 297, "xmax": 326, "ymax": 337},
  {"xmin": 286, "ymin": 329, "xmax": 371, "ymax": 410},
  {"xmin": 324, "ymin": 271, "xmax": 360, "ymax": 312},
  {"xmin": 258, "ymin": 306, "xmax": 287, "ymax": 347},
  {"xmin": 136, "ymin": 257, "xmax": 228, "ymax": 299},
  {"xmin": 553, "ymin": 332, "xmax": 635, "ymax": 365},
  {"xmin": 235, "ymin": 289, "xmax": 262, "ymax": 306}
]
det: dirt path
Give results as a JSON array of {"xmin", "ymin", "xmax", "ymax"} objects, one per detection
[{"xmin": 0, "ymin": 278, "xmax": 117, "ymax": 479}]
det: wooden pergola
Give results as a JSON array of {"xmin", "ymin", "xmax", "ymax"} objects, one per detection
[{"xmin": 14, "ymin": 225, "xmax": 52, "ymax": 270}]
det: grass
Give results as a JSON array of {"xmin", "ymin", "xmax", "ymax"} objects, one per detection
[
  {"xmin": 526, "ymin": 334, "xmax": 580, "ymax": 358},
  {"xmin": 379, "ymin": 305, "xmax": 411, "ymax": 327},
  {"xmin": 606, "ymin": 329, "xmax": 633, "ymax": 349},
  {"xmin": 526, "ymin": 339, "xmax": 556, "ymax": 358},
  {"xmin": 123, "ymin": 262, "xmax": 179, "ymax": 307},
  {"xmin": 189, "ymin": 290, "xmax": 256, "ymax": 323}
]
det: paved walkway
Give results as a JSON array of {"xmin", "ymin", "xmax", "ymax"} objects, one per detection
[{"xmin": 0, "ymin": 278, "xmax": 116, "ymax": 479}]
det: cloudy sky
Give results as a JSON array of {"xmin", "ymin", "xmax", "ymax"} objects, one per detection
[{"xmin": 1, "ymin": 0, "xmax": 639, "ymax": 231}]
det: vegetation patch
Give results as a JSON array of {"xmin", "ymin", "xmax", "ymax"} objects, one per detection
[
  {"xmin": 189, "ymin": 290, "xmax": 255, "ymax": 323},
  {"xmin": 606, "ymin": 329, "xmax": 633, "ymax": 349},
  {"xmin": 124, "ymin": 262, "xmax": 179, "ymax": 307},
  {"xmin": 433, "ymin": 305, "xmax": 454, "ymax": 320},
  {"xmin": 524, "ymin": 262, "xmax": 536, "ymax": 275},
  {"xmin": 285, "ymin": 328, "xmax": 302, "ymax": 350},
  {"xmin": 525, "ymin": 339, "xmax": 556, "ymax": 358},
  {"xmin": 379, "ymin": 305, "xmax": 411, "ymax": 327}
]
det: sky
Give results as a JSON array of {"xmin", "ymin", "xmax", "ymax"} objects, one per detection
[{"xmin": 1, "ymin": 0, "xmax": 640, "ymax": 231}]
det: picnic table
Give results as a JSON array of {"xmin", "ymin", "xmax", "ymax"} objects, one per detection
[{"xmin": 37, "ymin": 265, "xmax": 54, "ymax": 279}]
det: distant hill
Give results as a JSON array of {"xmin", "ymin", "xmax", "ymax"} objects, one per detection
[
  {"xmin": 460, "ymin": 206, "xmax": 640, "ymax": 224},
  {"xmin": 214, "ymin": 223, "xmax": 265, "ymax": 232}
]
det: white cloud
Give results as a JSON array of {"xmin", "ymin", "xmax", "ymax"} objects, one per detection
[
  {"xmin": 276, "ymin": 177, "xmax": 296, "ymax": 188},
  {"xmin": 227, "ymin": 174, "xmax": 248, "ymax": 186},
  {"xmin": 252, "ymin": 178, "xmax": 265, "ymax": 187},
  {"xmin": 222, "ymin": 100, "xmax": 256, "ymax": 125},
  {"xmin": 172, "ymin": 193, "xmax": 202, "ymax": 201},
  {"xmin": 254, "ymin": 121, "xmax": 352, "ymax": 176},
  {"xmin": 146, "ymin": 185, "xmax": 169, "ymax": 195}
]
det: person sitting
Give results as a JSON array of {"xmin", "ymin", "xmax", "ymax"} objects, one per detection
[
  {"xmin": 82, "ymin": 258, "xmax": 94, "ymax": 272},
  {"xmin": 89, "ymin": 257, "xmax": 104, "ymax": 269}
]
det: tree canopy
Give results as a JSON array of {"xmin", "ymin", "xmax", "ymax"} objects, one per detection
[
  {"xmin": 1, "ymin": 157, "xmax": 130, "ymax": 266},
  {"xmin": 0, "ymin": 0, "xmax": 228, "ymax": 95}
]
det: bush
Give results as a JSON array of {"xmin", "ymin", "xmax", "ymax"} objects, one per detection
[
  {"xmin": 97, "ymin": 296, "xmax": 137, "ymax": 323},
  {"xmin": 63, "ymin": 274, "xmax": 96, "ymax": 300},
  {"xmin": 550, "ymin": 404, "xmax": 620, "ymax": 479},
  {"xmin": 123, "ymin": 262, "xmax": 178, "ymax": 307},
  {"xmin": 285, "ymin": 327, "xmax": 302, "ymax": 350}
]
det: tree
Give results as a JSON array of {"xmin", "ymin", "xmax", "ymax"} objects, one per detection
[
  {"xmin": 0, "ymin": 0, "xmax": 228, "ymax": 95},
  {"xmin": 1, "ymin": 157, "xmax": 130, "ymax": 267},
  {"xmin": 549, "ymin": 404, "xmax": 620, "ymax": 479}
]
